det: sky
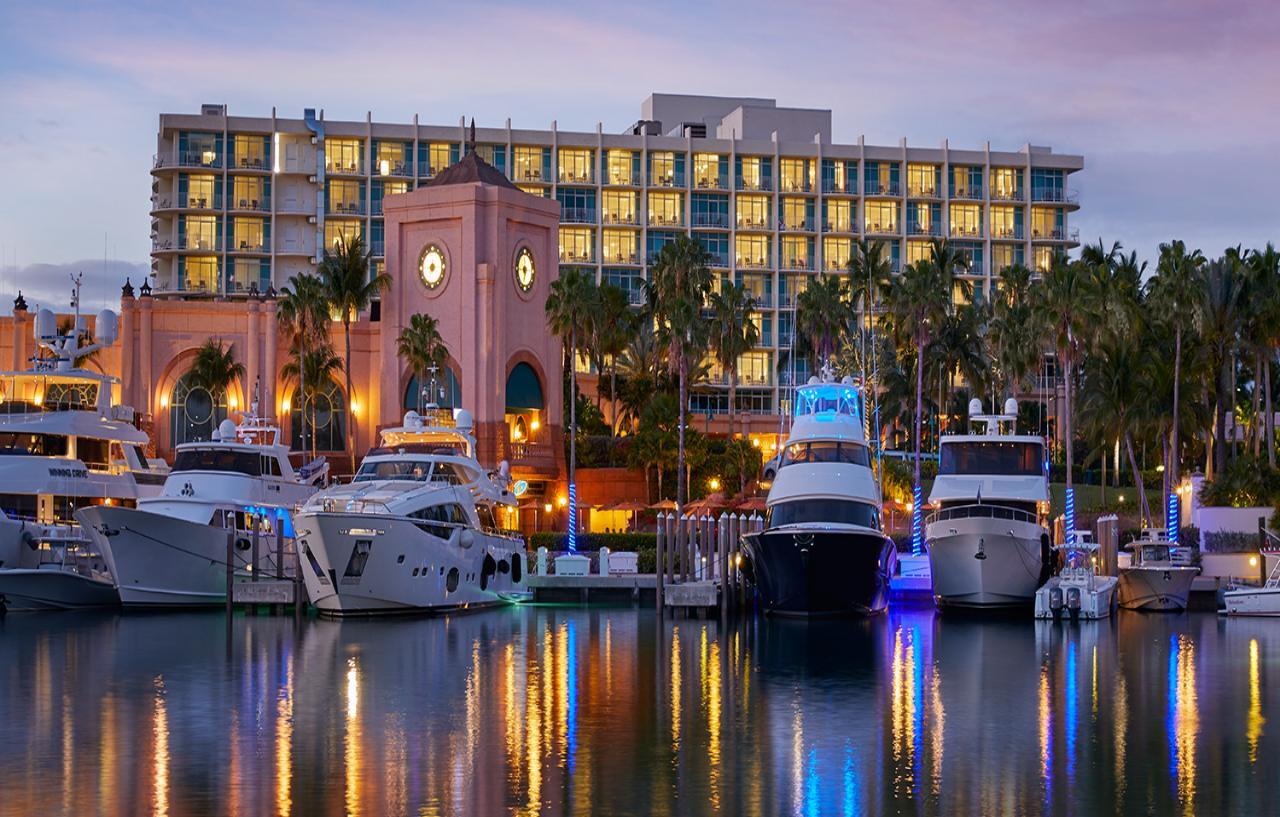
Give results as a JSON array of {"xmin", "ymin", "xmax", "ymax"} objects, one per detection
[{"xmin": 1, "ymin": 0, "xmax": 1277, "ymax": 311}]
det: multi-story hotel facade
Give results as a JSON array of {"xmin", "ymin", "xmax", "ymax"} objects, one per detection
[{"xmin": 147, "ymin": 94, "xmax": 1082, "ymax": 443}]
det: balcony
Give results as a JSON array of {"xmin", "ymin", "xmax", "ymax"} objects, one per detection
[
  {"xmin": 950, "ymin": 224, "xmax": 983, "ymax": 239},
  {"xmin": 778, "ymin": 292, "xmax": 796, "ymax": 308},
  {"xmin": 177, "ymin": 235, "xmax": 220, "ymax": 251},
  {"xmin": 736, "ymin": 215, "xmax": 772, "ymax": 231},
  {"xmin": 705, "ymin": 251, "xmax": 730, "ymax": 268},
  {"xmin": 907, "ymin": 185, "xmax": 940, "ymax": 199},
  {"xmin": 558, "ymin": 170, "xmax": 594, "ymax": 185},
  {"xmin": 778, "ymin": 331, "xmax": 796, "ymax": 347},
  {"xmin": 648, "ymin": 213, "xmax": 684, "ymax": 228},
  {"xmin": 602, "ymin": 211, "xmax": 638, "ymax": 226},
  {"xmin": 561, "ymin": 208, "xmax": 597, "ymax": 225},
  {"xmin": 990, "ymin": 188, "xmax": 1024, "ymax": 202},
  {"xmin": 229, "ymin": 238, "xmax": 269, "ymax": 253},
  {"xmin": 825, "ymin": 257, "xmax": 851, "ymax": 272},
  {"xmin": 825, "ymin": 220, "xmax": 854, "ymax": 233},
  {"xmin": 737, "ymin": 254, "xmax": 772, "ymax": 270},
  {"xmin": 991, "ymin": 225, "xmax": 1025, "ymax": 240},
  {"xmin": 506, "ymin": 439, "xmax": 555, "ymax": 470},
  {"xmin": 907, "ymin": 222, "xmax": 940, "ymax": 237},
  {"xmin": 865, "ymin": 221, "xmax": 899, "ymax": 235},
  {"xmin": 231, "ymin": 156, "xmax": 270, "ymax": 172},
  {"xmin": 781, "ymin": 218, "xmax": 814, "ymax": 232},
  {"xmin": 822, "ymin": 180, "xmax": 856, "ymax": 195},
  {"xmin": 328, "ymin": 201, "xmax": 367, "ymax": 216},
  {"xmin": 177, "ymin": 151, "xmax": 222, "ymax": 170},
  {"xmin": 950, "ymin": 186, "xmax": 984, "ymax": 201},
  {"xmin": 375, "ymin": 159, "xmax": 413, "ymax": 178},
  {"xmin": 1031, "ymin": 227, "xmax": 1081, "ymax": 242},
  {"xmin": 325, "ymin": 160, "xmax": 364, "ymax": 175},
  {"xmin": 559, "ymin": 248, "xmax": 596, "ymax": 264},
  {"xmin": 370, "ymin": 239, "xmax": 385, "ymax": 256},
  {"xmin": 736, "ymin": 176, "xmax": 772, "ymax": 192},
  {"xmin": 648, "ymin": 172, "xmax": 683, "ymax": 188},
  {"xmin": 624, "ymin": 287, "xmax": 646, "ymax": 306},
  {"xmin": 603, "ymin": 250, "xmax": 640, "ymax": 265},
  {"xmin": 779, "ymin": 177, "xmax": 812, "ymax": 193},
  {"xmin": 864, "ymin": 182, "xmax": 901, "ymax": 197},
  {"xmin": 153, "ymin": 194, "xmax": 218, "ymax": 211},
  {"xmin": 782, "ymin": 256, "xmax": 813, "ymax": 271},
  {"xmin": 229, "ymin": 197, "xmax": 270, "ymax": 212},
  {"xmin": 693, "ymin": 173, "xmax": 728, "ymax": 190},
  {"xmin": 1031, "ymin": 188, "xmax": 1079, "ymax": 204},
  {"xmin": 515, "ymin": 168, "xmax": 548, "ymax": 183},
  {"xmin": 691, "ymin": 212, "xmax": 730, "ymax": 229}
]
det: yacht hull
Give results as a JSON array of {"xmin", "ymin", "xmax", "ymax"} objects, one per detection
[
  {"xmin": 925, "ymin": 516, "xmax": 1048, "ymax": 608},
  {"xmin": 1034, "ymin": 575, "xmax": 1118, "ymax": 620},
  {"xmin": 78, "ymin": 506, "xmax": 235, "ymax": 607},
  {"xmin": 0, "ymin": 568, "xmax": 119, "ymax": 611},
  {"xmin": 741, "ymin": 527, "xmax": 896, "ymax": 616},
  {"xmin": 1117, "ymin": 566, "xmax": 1198, "ymax": 611},
  {"xmin": 1223, "ymin": 587, "xmax": 1280, "ymax": 616},
  {"xmin": 295, "ymin": 512, "xmax": 528, "ymax": 616}
]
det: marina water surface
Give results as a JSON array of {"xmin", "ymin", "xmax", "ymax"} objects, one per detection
[{"xmin": 1, "ymin": 606, "xmax": 1277, "ymax": 816}]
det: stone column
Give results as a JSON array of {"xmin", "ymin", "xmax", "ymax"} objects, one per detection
[
  {"xmin": 139, "ymin": 295, "xmax": 154, "ymax": 415},
  {"xmin": 119, "ymin": 293, "xmax": 134, "ymax": 408},
  {"xmin": 263, "ymin": 297, "xmax": 278, "ymax": 418},
  {"xmin": 11, "ymin": 296, "xmax": 28, "ymax": 371},
  {"xmin": 245, "ymin": 298, "xmax": 260, "ymax": 412}
]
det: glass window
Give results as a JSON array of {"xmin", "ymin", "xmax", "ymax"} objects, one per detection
[
  {"xmin": 325, "ymin": 139, "xmax": 362, "ymax": 174},
  {"xmin": 0, "ymin": 432, "xmax": 69, "ymax": 456},
  {"xmin": 429, "ymin": 143, "xmax": 457, "ymax": 175},
  {"xmin": 233, "ymin": 135, "xmax": 268, "ymax": 169},
  {"xmin": 179, "ymin": 257, "xmax": 218, "ymax": 292},
  {"xmin": 865, "ymin": 201, "xmax": 899, "ymax": 233},
  {"xmin": 766, "ymin": 498, "xmax": 880, "ymax": 529},
  {"xmin": 779, "ymin": 158, "xmax": 812, "ymax": 192},
  {"xmin": 290, "ymin": 379, "xmax": 347, "ymax": 452},
  {"xmin": 907, "ymin": 202, "xmax": 939, "ymax": 235},
  {"xmin": 327, "ymin": 179, "xmax": 363, "ymax": 214},
  {"xmin": 824, "ymin": 199, "xmax": 852, "ymax": 232},
  {"xmin": 514, "ymin": 146, "xmax": 548, "ymax": 182},
  {"xmin": 230, "ymin": 258, "xmax": 269, "ymax": 294},
  {"xmin": 1034, "ymin": 246, "xmax": 1056, "ymax": 273},
  {"xmin": 374, "ymin": 141, "xmax": 410, "ymax": 176},
  {"xmin": 939, "ymin": 441, "xmax": 1042, "ymax": 476},
  {"xmin": 232, "ymin": 218, "xmax": 267, "ymax": 251},
  {"xmin": 602, "ymin": 229, "xmax": 638, "ymax": 265},
  {"xmin": 169, "ymin": 371, "xmax": 228, "ymax": 447},
  {"xmin": 990, "ymin": 206, "xmax": 1020, "ymax": 239},
  {"xmin": 905, "ymin": 240, "xmax": 932, "ymax": 267},
  {"xmin": 821, "ymin": 159, "xmax": 853, "ymax": 194},
  {"xmin": 992, "ymin": 243, "xmax": 1025, "ymax": 274},
  {"xmin": 781, "ymin": 236, "xmax": 812, "ymax": 269},
  {"xmin": 602, "ymin": 190, "xmax": 637, "ymax": 225},
  {"xmin": 736, "ymin": 156, "xmax": 771, "ymax": 191},
  {"xmin": 950, "ymin": 166, "xmax": 983, "ymax": 198},
  {"xmin": 691, "ymin": 193, "xmax": 729, "ymax": 228},
  {"xmin": 231, "ymin": 176, "xmax": 267, "ymax": 210},
  {"xmin": 907, "ymin": 164, "xmax": 940, "ymax": 197},
  {"xmin": 735, "ymin": 235, "xmax": 770, "ymax": 269},
  {"xmin": 172, "ymin": 448, "xmax": 265, "ymax": 476},
  {"xmin": 649, "ymin": 151, "xmax": 680, "ymax": 186},
  {"xmin": 736, "ymin": 195, "xmax": 770, "ymax": 229},
  {"xmin": 823, "ymin": 237, "xmax": 851, "ymax": 271},
  {"xmin": 559, "ymin": 227, "xmax": 594, "ymax": 263},
  {"xmin": 181, "ymin": 215, "xmax": 217, "ymax": 250},
  {"xmin": 558, "ymin": 148, "xmax": 593, "ymax": 183},
  {"xmin": 648, "ymin": 192, "xmax": 682, "ymax": 227},
  {"xmin": 556, "ymin": 187, "xmax": 596, "ymax": 223},
  {"xmin": 991, "ymin": 167, "xmax": 1021, "ymax": 200},
  {"xmin": 738, "ymin": 351, "xmax": 772, "ymax": 386},
  {"xmin": 606, "ymin": 149, "xmax": 638, "ymax": 185},
  {"xmin": 693, "ymin": 153, "xmax": 726, "ymax": 188},
  {"xmin": 950, "ymin": 204, "xmax": 982, "ymax": 238},
  {"xmin": 864, "ymin": 161, "xmax": 900, "ymax": 195},
  {"xmin": 781, "ymin": 198, "xmax": 811, "ymax": 231},
  {"xmin": 1030, "ymin": 207, "xmax": 1063, "ymax": 239},
  {"xmin": 473, "ymin": 144, "xmax": 506, "ymax": 174},
  {"xmin": 324, "ymin": 220, "xmax": 361, "ymax": 251},
  {"xmin": 184, "ymin": 174, "xmax": 217, "ymax": 209}
]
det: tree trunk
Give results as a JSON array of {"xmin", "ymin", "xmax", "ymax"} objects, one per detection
[
  {"xmin": 344, "ymin": 318, "xmax": 356, "ymax": 472},
  {"xmin": 1064, "ymin": 353, "xmax": 1074, "ymax": 496},
  {"xmin": 1215, "ymin": 356, "xmax": 1230, "ymax": 476},
  {"xmin": 1100, "ymin": 448, "xmax": 1106, "ymax": 508},
  {"xmin": 729, "ymin": 368, "xmax": 738, "ymax": 440},
  {"xmin": 678, "ymin": 355, "xmax": 687, "ymax": 509},
  {"xmin": 1252, "ymin": 354, "xmax": 1262, "ymax": 457},
  {"xmin": 1124, "ymin": 432, "xmax": 1150, "ymax": 527},
  {"xmin": 1267, "ymin": 355, "xmax": 1276, "ymax": 468},
  {"xmin": 913, "ymin": 334, "xmax": 925, "ymax": 489},
  {"xmin": 657, "ymin": 465, "xmax": 664, "ymax": 502},
  {"xmin": 569, "ymin": 326, "xmax": 577, "ymax": 536},
  {"xmin": 1171, "ymin": 328, "xmax": 1182, "ymax": 486}
]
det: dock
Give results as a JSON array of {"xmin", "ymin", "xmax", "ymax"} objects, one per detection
[
  {"xmin": 231, "ymin": 579, "xmax": 302, "ymax": 606},
  {"xmin": 528, "ymin": 574, "xmax": 657, "ymax": 605}
]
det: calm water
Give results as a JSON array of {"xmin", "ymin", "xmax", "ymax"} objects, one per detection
[{"xmin": 1, "ymin": 605, "xmax": 1277, "ymax": 817}]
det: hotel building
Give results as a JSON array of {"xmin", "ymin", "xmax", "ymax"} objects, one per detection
[{"xmin": 147, "ymin": 94, "xmax": 1082, "ymax": 442}]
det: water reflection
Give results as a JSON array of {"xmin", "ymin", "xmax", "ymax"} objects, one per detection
[{"xmin": 0, "ymin": 608, "xmax": 1278, "ymax": 815}]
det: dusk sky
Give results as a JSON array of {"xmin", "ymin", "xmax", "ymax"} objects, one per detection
[{"xmin": 1, "ymin": 0, "xmax": 1277, "ymax": 310}]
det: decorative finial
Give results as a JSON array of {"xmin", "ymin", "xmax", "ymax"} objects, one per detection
[
  {"xmin": 139, "ymin": 279, "xmax": 152, "ymax": 297},
  {"xmin": 122, "ymin": 278, "xmax": 135, "ymax": 298},
  {"xmin": 467, "ymin": 118, "xmax": 476, "ymax": 154},
  {"xmin": 266, "ymin": 284, "xmax": 277, "ymax": 299},
  {"xmin": 13, "ymin": 291, "xmax": 27, "ymax": 312}
]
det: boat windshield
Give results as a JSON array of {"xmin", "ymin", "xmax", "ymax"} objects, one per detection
[
  {"xmin": 780, "ymin": 440, "xmax": 870, "ymax": 468},
  {"xmin": 1140, "ymin": 544, "xmax": 1170, "ymax": 562},
  {"xmin": 938, "ymin": 441, "xmax": 1042, "ymax": 477},
  {"xmin": 766, "ymin": 498, "xmax": 881, "ymax": 530},
  {"xmin": 172, "ymin": 448, "xmax": 263, "ymax": 476},
  {"xmin": 0, "ymin": 431, "xmax": 69, "ymax": 457},
  {"xmin": 793, "ymin": 384, "xmax": 862, "ymax": 425},
  {"xmin": 352, "ymin": 459, "xmax": 463, "ymax": 484}
]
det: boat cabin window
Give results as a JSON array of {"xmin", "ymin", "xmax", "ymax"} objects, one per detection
[
  {"xmin": 781, "ymin": 441, "xmax": 870, "ymax": 467},
  {"xmin": 78, "ymin": 438, "xmax": 110, "ymax": 471},
  {"xmin": 766, "ymin": 499, "xmax": 881, "ymax": 529},
  {"xmin": 1140, "ymin": 544, "xmax": 1169, "ymax": 562},
  {"xmin": 938, "ymin": 441, "xmax": 1042, "ymax": 477},
  {"xmin": 409, "ymin": 503, "xmax": 468, "ymax": 524},
  {"xmin": 0, "ymin": 493, "xmax": 38, "ymax": 519},
  {"xmin": 794, "ymin": 384, "xmax": 862, "ymax": 424},
  {"xmin": 172, "ymin": 448, "xmax": 263, "ymax": 476},
  {"xmin": 0, "ymin": 432, "xmax": 68, "ymax": 457},
  {"xmin": 476, "ymin": 504, "xmax": 497, "ymax": 531},
  {"xmin": 353, "ymin": 459, "xmax": 464, "ymax": 484}
]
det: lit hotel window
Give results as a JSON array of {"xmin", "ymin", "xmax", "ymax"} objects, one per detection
[
  {"xmin": 865, "ymin": 201, "xmax": 899, "ymax": 234},
  {"xmin": 736, "ymin": 195, "xmax": 770, "ymax": 230},
  {"xmin": 558, "ymin": 148, "xmax": 593, "ymax": 184},
  {"xmin": 559, "ymin": 227, "xmax": 594, "ymax": 263}
]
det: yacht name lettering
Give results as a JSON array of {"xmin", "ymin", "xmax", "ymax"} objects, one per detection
[{"xmin": 48, "ymin": 466, "xmax": 89, "ymax": 479}]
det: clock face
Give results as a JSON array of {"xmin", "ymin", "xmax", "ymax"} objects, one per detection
[
  {"xmin": 515, "ymin": 248, "xmax": 536, "ymax": 292},
  {"xmin": 419, "ymin": 245, "xmax": 446, "ymax": 289}
]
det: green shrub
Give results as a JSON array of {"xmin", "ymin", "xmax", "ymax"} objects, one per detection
[{"xmin": 1200, "ymin": 456, "xmax": 1280, "ymax": 508}]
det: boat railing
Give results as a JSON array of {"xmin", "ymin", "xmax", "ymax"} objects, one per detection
[{"xmin": 926, "ymin": 503, "xmax": 1039, "ymax": 526}]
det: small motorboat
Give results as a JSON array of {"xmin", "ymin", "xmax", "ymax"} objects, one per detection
[
  {"xmin": 1116, "ymin": 529, "xmax": 1198, "ymax": 611},
  {"xmin": 1223, "ymin": 542, "xmax": 1280, "ymax": 617},
  {"xmin": 0, "ymin": 527, "xmax": 119, "ymax": 611},
  {"xmin": 1034, "ymin": 531, "xmax": 1118, "ymax": 620}
]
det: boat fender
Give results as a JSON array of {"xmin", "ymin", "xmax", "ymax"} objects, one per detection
[
  {"xmin": 975, "ymin": 538, "xmax": 987, "ymax": 560},
  {"xmin": 235, "ymin": 537, "xmax": 253, "ymax": 552},
  {"xmin": 1039, "ymin": 534, "xmax": 1053, "ymax": 585},
  {"xmin": 512, "ymin": 554, "xmax": 523, "ymax": 583},
  {"xmin": 480, "ymin": 553, "xmax": 497, "ymax": 590},
  {"xmin": 497, "ymin": 557, "xmax": 510, "ymax": 574},
  {"xmin": 739, "ymin": 553, "xmax": 756, "ymax": 585},
  {"xmin": 21, "ymin": 529, "xmax": 37, "ymax": 551}
]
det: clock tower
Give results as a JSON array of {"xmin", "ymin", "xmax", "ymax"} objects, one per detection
[{"xmin": 380, "ymin": 137, "xmax": 564, "ymax": 489}]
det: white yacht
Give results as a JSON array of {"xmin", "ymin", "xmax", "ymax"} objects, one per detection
[
  {"xmin": 0, "ymin": 301, "xmax": 167, "ymax": 611},
  {"xmin": 926, "ymin": 399, "xmax": 1051, "ymax": 609},
  {"xmin": 741, "ymin": 367, "xmax": 896, "ymax": 615},
  {"xmin": 1223, "ymin": 531, "xmax": 1280, "ymax": 616},
  {"xmin": 1034, "ymin": 532, "xmax": 1119, "ymax": 620},
  {"xmin": 295, "ymin": 407, "xmax": 528, "ymax": 616},
  {"xmin": 1116, "ymin": 529, "xmax": 1198, "ymax": 611},
  {"xmin": 78, "ymin": 407, "xmax": 323, "ymax": 607}
]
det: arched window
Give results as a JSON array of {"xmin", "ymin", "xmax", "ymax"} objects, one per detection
[
  {"xmin": 402, "ymin": 367, "xmax": 462, "ymax": 412},
  {"xmin": 505, "ymin": 362, "xmax": 544, "ymax": 413},
  {"xmin": 170, "ymin": 371, "xmax": 228, "ymax": 448},
  {"xmin": 290, "ymin": 379, "xmax": 347, "ymax": 452}
]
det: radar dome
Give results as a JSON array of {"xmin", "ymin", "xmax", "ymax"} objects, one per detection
[
  {"xmin": 1003, "ymin": 397, "xmax": 1019, "ymax": 416},
  {"xmin": 402, "ymin": 410, "xmax": 422, "ymax": 427},
  {"xmin": 216, "ymin": 418, "xmax": 237, "ymax": 441},
  {"xmin": 454, "ymin": 409, "xmax": 474, "ymax": 433},
  {"xmin": 95, "ymin": 309, "xmax": 118, "ymax": 346},
  {"xmin": 968, "ymin": 398, "xmax": 983, "ymax": 416},
  {"xmin": 34, "ymin": 308, "xmax": 55, "ymax": 341}
]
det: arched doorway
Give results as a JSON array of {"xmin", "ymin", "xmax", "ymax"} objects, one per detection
[
  {"xmin": 402, "ymin": 367, "xmax": 462, "ymax": 412},
  {"xmin": 289, "ymin": 379, "xmax": 347, "ymax": 452},
  {"xmin": 505, "ymin": 361, "xmax": 545, "ymax": 448},
  {"xmin": 170, "ymin": 371, "xmax": 228, "ymax": 447}
]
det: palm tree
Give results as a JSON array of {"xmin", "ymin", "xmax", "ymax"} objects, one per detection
[
  {"xmin": 593, "ymin": 283, "xmax": 635, "ymax": 442},
  {"xmin": 795, "ymin": 274, "xmax": 851, "ymax": 371},
  {"xmin": 988, "ymin": 263, "xmax": 1044, "ymax": 397},
  {"xmin": 281, "ymin": 344, "xmax": 345, "ymax": 461},
  {"xmin": 545, "ymin": 267, "xmax": 598, "ymax": 538},
  {"xmin": 1033, "ymin": 254, "xmax": 1094, "ymax": 528},
  {"xmin": 647, "ymin": 236, "xmax": 714, "ymax": 514},
  {"xmin": 318, "ymin": 234, "xmax": 391, "ymax": 467},
  {"xmin": 396, "ymin": 313, "xmax": 450, "ymax": 412},
  {"xmin": 1199, "ymin": 256, "xmax": 1247, "ymax": 477},
  {"xmin": 187, "ymin": 338, "xmax": 245, "ymax": 415},
  {"xmin": 278, "ymin": 273, "xmax": 330, "ymax": 458},
  {"xmin": 708, "ymin": 282, "xmax": 760, "ymax": 439},
  {"xmin": 1079, "ymin": 335, "xmax": 1153, "ymax": 525},
  {"xmin": 1245, "ymin": 244, "xmax": 1279, "ymax": 465},
  {"xmin": 1148, "ymin": 240, "xmax": 1206, "ymax": 486}
]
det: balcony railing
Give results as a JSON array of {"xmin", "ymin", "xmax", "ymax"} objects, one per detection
[
  {"xmin": 908, "ymin": 222, "xmax": 940, "ymax": 237},
  {"xmin": 648, "ymin": 173, "xmax": 683, "ymax": 188},
  {"xmin": 737, "ymin": 255, "xmax": 772, "ymax": 270},
  {"xmin": 778, "ymin": 293, "xmax": 796, "ymax": 308},
  {"xmin": 168, "ymin": 195, "xmax": 217, "ymax": 210},
  {"xmin": 825, "ymin": 220, "xmax": 854, "ymax": 233},
  {"xmin": 559, "ymin": 171, "xmax": 594, "ymax": 185},
  {"xmin": 370, "ymin": 240, "xmax": 385, "ymax": 256},
  {"xmin": 736, "ymin": 176, "xmax": 773, "ymax": 192},
  {"xmin": 825, "ymin": 257, "xmax": 851, "ymax": 272},
  {"xmin": 602, "ymin": 251, "xmax": 640, "ymax": 265},
  {"xmin": 950, "ymin": 186, "xmax": 984, "ymax": 200},
  {"xmin": 506, "ymin": 439, "xmax": 554, "ymax": 467},
  {"xmin": 779, "ymin": 178, "xmax": 812, "ymax": 193},
  {"xmin": 648, "ymin": 213, "xmax": 684, "ymax": 228},
  {"xmin": 177, "ymin": 151, "xmax": 222, "ymax": 169},
  {"xmin": 230, "ymin": 197, "xmax": 270, "ymax": 212},
  {"xmin": 693, "ymin": 174, "xmax": 728, "ymax": 190},
  {"xmin": 907, "ymin": 185, "xmax": 940, "ymax": 198},
  {"xmin": 326, "ymin": 160, "xmax": 364, "ymax": 175},
  {"xmin": 865, "ymin": 221, "xmax": 899, "ymax": 235},
  {"xmin": 864, "ymin": 182, "xmax": 901, "ymax": 196},
  {"xmin": 736, "ymin": 216, "xmax": 772, "ymax": 231},
  {"xmin": 1031, "ymin": 188, "xmax": 1080, "ymax": 204},
  {"xmin": 328, "ymin": 201, "xmax": 366, "ymax": 216},
  {"xmin": 1030, "ymin": 227, "xmax": 1081, "ymax": 242},
  {"xmin": 375, "ymin": 159, "xmax": 413, "ymax": 177},
  {"xmin": 691, "ymin": 212, "xmax": 730, "ymax": 228},
  {"xmin": 515, "ymin": 168, "xmax": 548, "ymax": 183},
  {"xmin": 950, "ymin": 225, "xmax": 983, "ymax": 239},
  {"xmin": 177, "ymin": 235, "xmax": 220, "ymax": 251},
  {"xmin": 782, "ymin": 219, "xmax": 814, "ymax": 232},
  {"xmin": 561, "ymin": 208, "xmax": 597, "ymax": 224},
  {"xmin": 232, "ymin": 156, "xmax": 270, "ymax": 171},
  {"xmin": 606, "ymin": 170, "xmax": 640, "ymax": 186},
  {"xmin": 602, "ymin": 211, "xmax": 638, "ymax": 226},
  {"xmin": 704, "ymin": 251, "xmax": 730, "ymax": 267},
  {"xmin": 624, "ymin": 287, "xmax": 646, "ymax": 306},
  {"xmin": 782, "ymin": 256, "xmax": 813, "ymax": 271},
  {"xmin": 560, "ymin": 249, "xmax": 595, "ymax": 264},
  {"xmin": 990, "ymin": 188, "xmax": 1024, "ymax": 201},
  {"xmin": 822, "ymin": 180, "xmax": 856, "ymax": 195},
  {"xmin": 991, "ymin": 225, "xmax": 1025, "ymax": 240},
  {"xmin": 229, "ymin": 239, "xmax": 268, "ymax": 253}
]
